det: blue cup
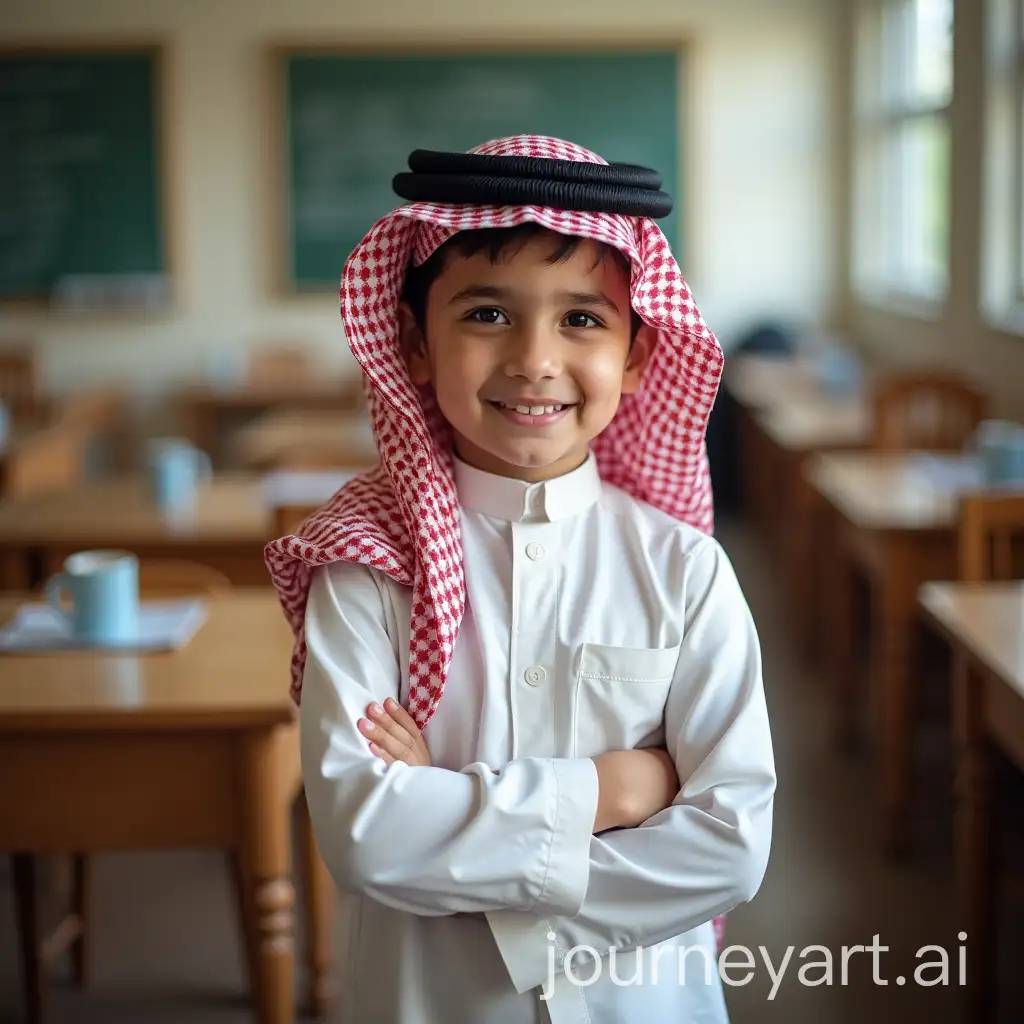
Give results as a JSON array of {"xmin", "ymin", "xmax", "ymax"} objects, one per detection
[
  {"xmin": 976, "ymin": 420, "xmax": 1024, "ymax": 486},
  {"xmin": 146, "ymin": 438, "xmax": 212, "ymax": 511},
  {"xmin": 45, "ymin": 550, "xmax": 139, "ymax": 644}
]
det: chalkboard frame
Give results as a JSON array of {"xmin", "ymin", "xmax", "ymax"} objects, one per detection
[
  {"xmin": 264, "ymin": 38, "xmax": 689, "ymax": 297},
  {"xmin": 0, "ymin": 40, "xmax": 176, "ymax": 312}
]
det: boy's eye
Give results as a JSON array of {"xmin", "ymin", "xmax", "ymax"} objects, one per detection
[
  {"xmin": 564, "ymin": 311, "xmax": 602, "ymax": 329},
  {"xmin": 466, "ymin": 307, "xmax": 509, "ymax": 325}
]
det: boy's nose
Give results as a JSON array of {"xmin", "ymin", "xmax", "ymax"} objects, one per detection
[{"xmin": 502, "ymin": 325, "xmax": 562, "ymax": 381}]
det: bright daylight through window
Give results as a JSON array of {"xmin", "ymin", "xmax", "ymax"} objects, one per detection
[{"xmin": 853, "ymin": 0, "xmax": 953, "ymax": 305}]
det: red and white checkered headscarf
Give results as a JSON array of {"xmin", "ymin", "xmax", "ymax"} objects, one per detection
[{"xmin": 264, "ymin": 134, "xmax": 723, "ymax": 727}]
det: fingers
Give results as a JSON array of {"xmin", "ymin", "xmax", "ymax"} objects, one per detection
[
  {"xmin": 358, "ymin": 700, "xmax": 414, "ymax": 761},
  {"xmin": 382, "ymin": 697, "xmax": 422, "ymax": 739},
  {"xmin": 368, "ymin": 700, "xmax": 414, "ymax": 744},
  {"xmin": 367, "ymin": 740, "xmax": 395, "ymax": 765}
]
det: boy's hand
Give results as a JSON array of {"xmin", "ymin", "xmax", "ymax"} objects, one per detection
[
  {"xmin": 358, "ymin": 698, "xmax": 433, "ymax": 767},
  {"xmin": 357, "ymin": 702, "xmax": 677, "ymax": 832},
  {"xmin": 591, "ymin": 748, "xmax": 679, "ymax": 833}
]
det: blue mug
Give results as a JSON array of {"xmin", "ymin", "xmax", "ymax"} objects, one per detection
[
  {"xmin": 976, "ymin": 420, "xmax": 1024, "ymax": 486},
  {"xmin": 45, "ymin": 550, "xmax": 139, "ymax": 644},
  {"xmin": 146, "ymin": 438, "xmax": 212, "ymax": 511}
]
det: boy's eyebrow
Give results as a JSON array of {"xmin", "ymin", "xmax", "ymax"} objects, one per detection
[
  {"xmin": 556, "ymin": 290, "xmax": 622, "ymax": 314},
  {"xmin": 448, "ymin": 284, "xmax": 622, "ymax": 314},
  {"xmin": 448, "ymin": 284, "xmax": 514, "ymax": 305}
]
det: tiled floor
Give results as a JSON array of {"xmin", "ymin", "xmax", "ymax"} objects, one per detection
[{"xmin": 0, "ymin": 516, "xmax": 1019, "ymax": 1022}]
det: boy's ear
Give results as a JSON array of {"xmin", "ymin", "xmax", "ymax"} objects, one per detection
[
  {"xmin": 397, "ymin": 301, "xmax": 432, "ymax": 386},
  {"xmin": 620, "ymin": 323, "xmax": 656, "ymax": 395}
]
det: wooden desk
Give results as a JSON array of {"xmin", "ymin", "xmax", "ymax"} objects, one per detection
[
  {"xmin": 722, "ymin": 353, "xmax": 823, "ymax": 409},
  {"xmin": 0, "ymin": 471, "xmax": 356, "ymax": 590},
  {"xmin": 723, "ymin": 355, "xmax": 870, "ymax": 658},
  {"xmin": 726, "ymin": 355, "xmax": 816, "ymax": 535},
  {"xmin": 917, "ymin": 582, "xmax": 1024, "ymax": 1022},
  {"xmin": 724, "ymin": 353, "xmax": 866, "ymax": 540},
  {"xmin": 754, "ymin": 399, "xmax": 870, "ymax": 658},
  {"xmin": 184, "ymin": 380, "xmax": 364, "ymax": 467},
  {"xmin": 231, "ymin": 409, "xmax": 377, "ymax": 470},
  {"xmin": 805, "ymin": 451, "xmax": 966, "ymax": 856},
  {"xmin": 756, "ymin": 398, "xmax": 870, "ymax": 452},
  {"xmin": 0, "ymin": 591, "xmax": 332, "ymax": 1024}
]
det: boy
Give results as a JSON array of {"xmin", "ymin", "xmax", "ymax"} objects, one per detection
[{"xmin": 266, "ymin": 135, "xmax": 775, "ymax": 1024}]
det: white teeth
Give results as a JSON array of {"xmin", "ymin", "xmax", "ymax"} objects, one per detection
[{"xmin": 500, "ymin": 402, "xmax": 565, "ymax": 415}]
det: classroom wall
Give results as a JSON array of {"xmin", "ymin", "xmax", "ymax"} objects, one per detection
[
  {"xmin": 838, "ymin": 0, "xmax": 1024, "ymax": 420},
  {"xmin": 0, "ymin": 0, "xmax": 840, "ymax": 407}
]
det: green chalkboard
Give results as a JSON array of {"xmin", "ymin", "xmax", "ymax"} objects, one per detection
[
  {"xmin": 0, "ymin": 49, "xmax": 166, "ymax": 302},
  {"xmin": 279, "ymin": 48, "xmax": 681, "ymax": 290}
]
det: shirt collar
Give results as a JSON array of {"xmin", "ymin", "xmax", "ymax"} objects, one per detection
[{"xmin": 453, "ymin": 451, "xmax": 603, "ymax": 523}]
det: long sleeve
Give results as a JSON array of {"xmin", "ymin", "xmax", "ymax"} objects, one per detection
[
  {"xmin": 299, "ymin": 560, "xmax": 600, "ymax": 919},
  {"xmin": 485, "ymin": 538, "xmax": 776, "ymax": 994}
]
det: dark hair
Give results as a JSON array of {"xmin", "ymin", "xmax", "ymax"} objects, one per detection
[{"xmin": 401, "ymin": 223, "xmax": 644, "ymax": 339}]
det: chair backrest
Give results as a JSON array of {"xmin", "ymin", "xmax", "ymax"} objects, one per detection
[
  {"xmin": 958, "ymin": 494, "xmax": 1024, "ymax": 581},
  {"xmin": 137, "ymin": 559, "xmax": 233, "ymax": 597},
  {"xmin": 872, "ymin": 371, "xmax": 987, "ymax": 452}
]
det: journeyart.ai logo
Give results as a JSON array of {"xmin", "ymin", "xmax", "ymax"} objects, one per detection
[{"xmin": 541, "ymin": 932, "xmax": 970, "ymax": 1002}]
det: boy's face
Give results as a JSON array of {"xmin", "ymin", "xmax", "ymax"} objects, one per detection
[{"xmin": 398, "ymin": 233, "xmax": 654, "ymax": 482}]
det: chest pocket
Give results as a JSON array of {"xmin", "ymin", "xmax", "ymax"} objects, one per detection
[{"xmin": 571, "ymin": 642, "xmax": 679, "ymax": 758}]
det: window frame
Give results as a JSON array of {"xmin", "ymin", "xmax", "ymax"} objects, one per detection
[
  {"xmin": 981, "ymin": 0, "xmax": 1024, "ymax": 332},
  {"xmin": 851, "ymin": 0, "xmax": 954, "ymax": 312}
]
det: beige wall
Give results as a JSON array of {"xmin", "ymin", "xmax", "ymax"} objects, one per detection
[
  {"xmin": 0, "ymin": 0, "xmax": 840, "ymax": 417},
  {"xmin": 840, "ymin": 0, "xmax": 1024, "ymax": 420}
]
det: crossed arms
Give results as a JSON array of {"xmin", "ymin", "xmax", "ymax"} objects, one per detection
[{"xmin": 298, "ymin": 538, "xmax": 775, "ymax": 993}]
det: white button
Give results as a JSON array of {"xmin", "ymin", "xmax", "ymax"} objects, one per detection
[
  {"xmin": 524, "ymin": 665, "xmax": 547, "ymax": 686},
  {"xmin": 526, "ymin": 542, "xmax": 546, "ymax": 561}
]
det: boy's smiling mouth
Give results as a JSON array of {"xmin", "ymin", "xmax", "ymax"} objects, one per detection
[{"xmin": 487, "ymin": 400, "xmax": 577, "ymax": 426}]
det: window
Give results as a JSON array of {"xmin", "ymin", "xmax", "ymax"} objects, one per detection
[
  {"xmin": 852, "ymin": 0, "xmax": 954, "ymax": 305},
  {"xmin": 981, "ymin": 0, "xmax": 1024, "ymax": 329}
]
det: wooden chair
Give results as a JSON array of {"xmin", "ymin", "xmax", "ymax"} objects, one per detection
[
  {"xmin": 959, "ymin": 493, "xmax": 1024, "ymax": 582},
  {"xmin": 871, "ymin": 371, "xmax": 987, "ymax": 452},
  {"xmin": 952, "ymin": 493, "xmax": 1024, "ymax": 1021},
  {"xmin": 13, "ymin": 560, "xmax": 233, "ymax": 1023}
]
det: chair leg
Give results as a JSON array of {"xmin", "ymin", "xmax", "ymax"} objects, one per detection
[
  {"xmin": 12, "ymin": 853, "xmax": 46, "ymax": 1024},
  {"xmin": 228, "ymin": 850, "xmax": 258, "ymax": 996},
  {"xmin": 298, "ymin": 790, "xmax": 333, "ymax": 1017},
  {"xmin": 70, "ymin": 854, "xmax": 92, "ymax": 986}
]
